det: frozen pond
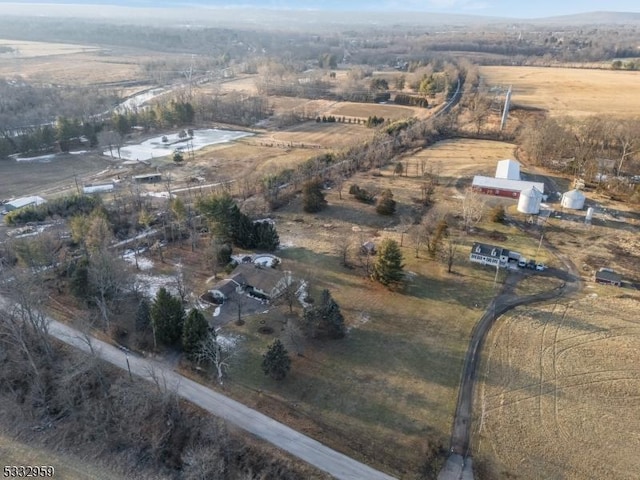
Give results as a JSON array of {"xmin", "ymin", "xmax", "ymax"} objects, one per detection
[{"xmin": 105, "ymin": 128, "xmax": 253, "ymax": 161}]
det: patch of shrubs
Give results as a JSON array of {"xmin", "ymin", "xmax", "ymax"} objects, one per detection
[
  {"xmin": 348, "ymin": 184, "xmax": 375, "ymax": 204},
  {"xmin": 394, "ymin": 93, "xmax": 429, "ymax": 108}
]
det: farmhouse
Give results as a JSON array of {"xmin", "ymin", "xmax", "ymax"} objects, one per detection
[
  {"xmin": 595, "ymin": 268, "xmax": 622, "ymax": 287},
  {"xmin": 472, "ymin": 176, "xmax": 545, "ymax": 199},
  {"xmin": 4, "ymin": 195, "xmax": 47, "ymax": 212},
  {"xmin": 469, "ymin": 242, "xmax": 510, "ymax": 268}
]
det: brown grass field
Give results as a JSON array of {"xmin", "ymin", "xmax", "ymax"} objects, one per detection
[
  {"xmin": 479, "ymin": 66, "xmax": 640, "ymax": 117},
  {"xmin": 0, "ymin": 431, "xmax": 123, "ymax": 480},
  {"xmin": 0, "ymin": 43, "xmax": 155, "ymax": 86},
  {"xmin": 474, "ymin": 292, "xmax": 640, "ymax": 479}
]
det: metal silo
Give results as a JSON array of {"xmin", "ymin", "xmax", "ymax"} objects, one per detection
[
  {"xmin": 561, "ymin": 189, "xmax": 586, "ymax": 209},
  {"xmin": 517, "ymin": 186, "xmax": 543, "ymax": 214}
]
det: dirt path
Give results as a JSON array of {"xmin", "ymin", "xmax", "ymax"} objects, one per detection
[{"xmin": 438, "ymin": 242, "xmax": 582, "ymax": 480}]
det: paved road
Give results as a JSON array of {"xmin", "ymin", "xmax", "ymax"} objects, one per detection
[
  {"xmin": 438, "ymin": 248, "xmax": 582, "ymax": 480},
  {"xmin": 42, "ymin": 319, "xmax": 396, "ymax": 480}
]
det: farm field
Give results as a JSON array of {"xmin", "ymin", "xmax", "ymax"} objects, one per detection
[
  {"xmin": 326, "ymin": 101, "xmax": 426, "ymax": 121},
  {"xmin": 479, "ymin": 66, "xmax": 640, "ymax": 117},
  {"xmin": 0, "ymin": 44, "xmax": 155, "ymax": 86},
  {"xmin": 474, "ymin": 293, "xmax": 640, "ymax": 479},
  {"xmin": 0, "ymin": 153, "xmax": 118, "ymax": 200}
]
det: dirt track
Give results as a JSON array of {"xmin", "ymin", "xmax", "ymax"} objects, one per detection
[{"xmin": 438, "ymin": 240, "xmax": 582, "ymax": 480}]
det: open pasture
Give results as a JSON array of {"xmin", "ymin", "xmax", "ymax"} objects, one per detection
[
  {"xmin": 326, "ymin": 101, "xmax": 421, "ymax": 121},
  {"xmin": 0, "ymin": 40, "xmax": 162, "ymax": 86},
  {"xmin": 0, "ymin": 38, "xmax": 99, "ymax": 58},
  {"xmin": 480, "ymin": 66, "xmax": 640, "ymax": 117},
  {"xmin": 475, "ymin": 293, "xmax": 640, "ymax": 479}
]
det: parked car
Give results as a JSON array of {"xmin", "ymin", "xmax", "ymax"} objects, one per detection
[
  {"xmin": 526, "ymin": 260, "xmax": 537, "ymax": 270},
  {"xmin": 535, "ymin": 263, "xmax": 547, "ymax": 271},
  {"xmin": 518, "ymin": 258, "xmax": 527, "ymax": 268}
]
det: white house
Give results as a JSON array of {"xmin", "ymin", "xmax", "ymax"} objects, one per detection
[{"xmin": 469, "ymin": 242, "xmax": 510, "ymax": 268}]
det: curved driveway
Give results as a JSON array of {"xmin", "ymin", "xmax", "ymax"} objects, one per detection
[
  {"xmin": 439, "ymin": 244, "xmax": 582, "ymax": 480},
  {"xmin": 40, "ymin": 319, "xmax": 396, "ymax": 480}
]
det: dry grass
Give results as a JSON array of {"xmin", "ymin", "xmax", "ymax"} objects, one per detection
[
  {"xmin": 474, "ymin": 292, "xmax": 640, "ymax": 479},
  {"xmin": 0, "ymin": 431, "xmax": 121, "ymax": 480},
  {"xmin": 0, "ymin": 39, "xmax": 99, "ymax": 57},
  {"xmin": 480, "ymin": 66, "xmax": 640, "ymax": 117},
  {"xmin": 326, "ymin": 102, "xmax": 419, "ymax": 121}
]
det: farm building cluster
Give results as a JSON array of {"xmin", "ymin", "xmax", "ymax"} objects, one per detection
[{"xmin": 472, "ymin": 159, "xmax": 589, "ymax": 216}]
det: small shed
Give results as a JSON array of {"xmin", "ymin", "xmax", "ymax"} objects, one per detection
[
  {"xmin": 595, "ymin": 268, "xmax": 622, "ymax": 287},
  {"xmin": 561, "ymin": 189, "xmax": 586, "ymax": 210},
  {"xmin": 4, "ymin": 195, "xmax": 47, "ymax": 212},
  {"xmin": 133, "ymin": 173, "xmax": 162, "ymax": 183},
  {"xmin": 495, "ymin": 159, "xmax": 521, "ymax": 180},
  {"xmin": 361, "ymin": 241, "xmax": 376, "ymax": 255},
  {"xmin": 517, "ymin": 186, "xmax": 543, "ymax": 214}
]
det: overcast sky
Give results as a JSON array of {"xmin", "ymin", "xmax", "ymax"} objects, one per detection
[{"xmin": 1, "ymin": 0, "xmax": 639, "ymax": 18}]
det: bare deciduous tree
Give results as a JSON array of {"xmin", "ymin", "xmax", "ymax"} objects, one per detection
[
  {"xmin": 195, "ymin": 331, "xmax": 236, "ymax": 385},
  {"xmin": 461, "ymin": 188, "xmax": 485, "ymax": 232}
]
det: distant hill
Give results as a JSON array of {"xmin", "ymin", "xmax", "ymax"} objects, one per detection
[{"xmin": 1, "ymin": 2, "xmax": 640, "ymax": 29}]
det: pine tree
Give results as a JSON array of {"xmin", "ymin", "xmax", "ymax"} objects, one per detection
[
  {"xmin": 371, "ymin": 238, "xmax": 405, "ymax": 286},
  {"xmin": 302, "ymin": 179, "xmax": 327, "ymax": 213},
  {"xmin": 150, "ymin": 287, "xmax": 185, "ymax": 347},
  {"xmin": 253, "ymin": 221, "xmax": 280, "ymax": 251},
  {"xmin": 135, "ymin": 298, "xmax": 151, "ymax": 332},
  {"xmin": 261, "ymin": 340, "xmax": 291, "ymax": 381},
  {"xmin": 303, "ymin": 289, "xmax": 345, "ymax": 339},
  {"xmin": 182, "ymin": 308, "xmax": 209, "ymax": 360},
  {"xmin": 376, "ymin": 189, "xmax": 396, "ymax": 215}
]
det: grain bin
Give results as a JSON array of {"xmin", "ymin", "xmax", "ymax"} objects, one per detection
[
  {"xmin": 561, "ymin": 189, "xmax": 586, "ymax": 210},
  {"xmin": 517, "ymin": 186, "xmax": 543, "ymax": 214}
]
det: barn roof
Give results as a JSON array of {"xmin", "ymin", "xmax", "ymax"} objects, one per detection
[
  {"xmin": 472, "ymin": 176, "xmax": 545, "ymax": 193},
  {"xmin": 6, "ymin": 196, "xmax": 47, "ymax": 209}
]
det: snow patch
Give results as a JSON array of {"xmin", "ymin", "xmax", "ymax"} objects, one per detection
[
  {"xmin": 135, "ymin": 274, "xmax": 177, "ymax": 299},
  {"xmin": 15, "ymin": 153, "xmax": 56, "ymax": 162},
  {"xmin": 103, "ymin": 128, "xmax": 253, "ymax": 161},
  {"xmin": 123, "ymin": 249, "xmax": 154, "ymax": 271},
  {"xmin": 213, "ymin": 306, "xmax": 221, "ymax": 317}
]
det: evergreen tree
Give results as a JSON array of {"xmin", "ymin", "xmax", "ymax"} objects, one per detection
[
  {"xmin": 261, "ymin": 339, "xmax": 291, "ymax": 381},
  {"xmin": 376, "ymin": 189, "xmax": 396, "ymax": 215},
  {"xmin": 150, "ymin": 287, "xmax": 185, "ymax": 347},
  {"xmin": 70, "ymin": 256, "xmax": 91, "ymax": 300},
  {"xmin": 182, "ymin": 308, "xmax": 209, "ymax": 360},
  {"xmin": 253, "ymin": 221, "xmax": 280, "ymax": 251},
  {"xmin": 302, "ymin": 179, "xmax": 328, "ymax": 213},
  {"xmin": 371, "ymin": 238, "xmax": 405, "ymax": 286},
  {"xmin": 135, "ymin": 298, "xmax": 151, "ymax": 332},
  {"xmin": 303, "ymin": 289, "xmax": 345, "ymax": 339}
]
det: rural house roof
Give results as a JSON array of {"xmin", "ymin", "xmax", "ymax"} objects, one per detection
[
  {"xmin": 232, "ymin": 263, "xmax": 284, "ymax": 297},
  {"xmin": 595, "ymin": 269, "xmax": 622, "ymax": 284},
  {"xmin": 211, "ymin": 278, "xmax": 238, "ymax": 297},
  {"xmin": 6, "ymin": 195, "xmax": 47, "ymax": 209},
  {"xmin": 472, "ymin": 176, "xmax": 545, "ymax": 194},
  {"xmin": 471, "ymin": 242, "xmax": 509, "ymax": 258}
]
